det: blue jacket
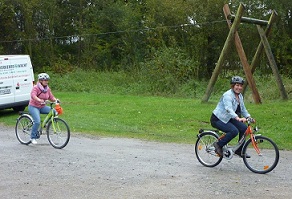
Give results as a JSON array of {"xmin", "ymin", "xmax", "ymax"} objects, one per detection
[{"xmin": 212, "ymin": 89, "xmax": 250, "ymax": 123}]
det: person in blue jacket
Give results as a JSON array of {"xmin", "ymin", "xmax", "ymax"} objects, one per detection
[{"xmin": 210, "ymin": 76, "xmax": 252, "ymax": 158}]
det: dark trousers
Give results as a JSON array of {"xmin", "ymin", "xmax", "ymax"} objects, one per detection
[{"xmin": 210, "ymin": 116, "xmax": 247, "ymax": 148}]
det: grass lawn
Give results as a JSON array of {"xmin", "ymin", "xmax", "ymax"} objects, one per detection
[{"xmin": 1, "ymin": 91, "xmax": 291, "ymax": 150}]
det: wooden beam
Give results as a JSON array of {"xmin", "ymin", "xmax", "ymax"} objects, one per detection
[
  {"xmin": 225, "ymin": 4, "xmax": 262, "ymax": 104},
  {"xmin": 201, "ymin": 3, "xmax": 245, "ymax": 102},
  {"xmin": 228, "ymin": 15, "xmax": 269, "ymax": 26},
  {"xmin": 243, "ymin": 10, "xmax": 278, "ymax": 93},
  {"xmin": 257, "ymin": 25, "xmax": 288, "ymax": 100}
]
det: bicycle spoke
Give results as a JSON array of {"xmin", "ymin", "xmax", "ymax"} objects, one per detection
[
  {"xmin": 243, "ymin": 136, "xmax": 279, "ymax": 174},
  {"xmin": 15, "ymin": 115, "xmax": 33, "ymax": 145},
  {"xmin": 195, "ymin": 133, "xmax": 222, "ymax": 167},
  {"xmin": 47, "ymin": 118, "xmax": 70, "ymax": 149}
]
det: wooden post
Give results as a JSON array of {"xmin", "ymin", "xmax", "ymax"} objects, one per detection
[
  {"xmin": 201, "ymin": 4, "xmax": 245, "ymax": 103},
  {"xmin": 224, "ymin": 4, "xmax": 262, "ymax": 104},
  {"xmin": 243, "ymin": 10, "xmax": 278, "ymax": 93},
  {"xmin": 257, "ymin": 25, "xmax": 288, "ymax": 100}
]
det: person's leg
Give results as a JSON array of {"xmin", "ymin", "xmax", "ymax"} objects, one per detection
[
  {"xmin": 211, "ymin": 119, "xmax": 239, "ymax": 147},
  {"xmin": 40, "ymin": 106, "xmax": 51, "ymax": 114},
  {"xmin": 230, "ymin": 119, "xmax": 247, "ymax": 141},
  {"xmin": 211, "ymin": 119, "xmax": 239, "ymax": 156},
  {"xmin": 230, "ymin": 119, "xmax": 248, "ymax": 155},
  {"xmin": 28, "ymin": 105, "xmax": 41, "ymax": 139}
]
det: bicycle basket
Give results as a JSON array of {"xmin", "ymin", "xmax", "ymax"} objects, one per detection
[{"xmin": 55, "ymin": 104, "xmax": 63, "ymax": 115}]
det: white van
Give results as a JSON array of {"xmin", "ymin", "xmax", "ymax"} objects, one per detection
[{"xmin": 0, "ymin": 55, "xmax": 34, "ymax": 111}]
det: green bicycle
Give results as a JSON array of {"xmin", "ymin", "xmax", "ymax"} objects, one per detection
[{"xmin": 15, "ymin": 101, "xmax": 70, "ymax": 149}]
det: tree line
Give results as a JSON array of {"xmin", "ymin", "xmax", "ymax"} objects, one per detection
[{"xmin": 0, "ymin": 0, "xmax": 291, "ymax": 80}]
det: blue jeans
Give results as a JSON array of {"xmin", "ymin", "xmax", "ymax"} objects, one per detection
[
  {"xmin": 28, "ymin": 105, "xmax": 51, "ymax": 139},
  {"xmin": 211, "ymin": 117, "xmax": 247, "ymax": 148}
]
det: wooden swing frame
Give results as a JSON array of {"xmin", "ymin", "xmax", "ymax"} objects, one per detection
[{"xmin": 202, "ymin": 3, "xmax": 288, "ymax": 104}]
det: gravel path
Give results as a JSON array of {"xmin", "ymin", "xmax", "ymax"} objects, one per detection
[{"xmin": 0, "ymin": 123, "xmax": 291, "ymax": 199}]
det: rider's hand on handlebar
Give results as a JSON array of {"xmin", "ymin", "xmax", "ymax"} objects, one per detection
[
  {"xmin": 235, "ymin": 117, "xmax": 246, "ymax": 123},
  {"xmin": 40, "ymin": 99, "xmax": 45, "ymax": 105},
  {"xmin": 240, "ymin": 117, "xmax": 247, "ymax": 123},
  {"xmin": 40, "ymin": 100, "xmax": 51, "ymax": 105}
]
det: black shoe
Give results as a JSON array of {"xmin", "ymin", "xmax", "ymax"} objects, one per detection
[
  {"xmin": 235, "ymin": 151, "xmax": 251, "ymax": 158},
  {"xmin": 213, "ymin": 142, "xmax": 223, "ymax": 156}
]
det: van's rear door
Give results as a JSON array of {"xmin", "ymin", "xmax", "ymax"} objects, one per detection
[
  {"xmin": 13, "ymin": 55, "xmax": 34, "ymax": 103},
  {"xmin": 0, "ymin": 57, "xmax": 14, "ymax": 105}
]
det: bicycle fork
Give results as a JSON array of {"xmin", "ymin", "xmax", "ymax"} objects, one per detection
[
  {"xmin": 246, "ymin": 125, "xmax": 262, "ymax": 155},
  {"xmin": 250, "ymin": 135, "xmax": 262, "ymax": 155}
]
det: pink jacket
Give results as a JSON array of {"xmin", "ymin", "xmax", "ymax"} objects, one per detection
[{"xmin": 29, "ymin": 83, "xmax": 55, "ymax": 108}]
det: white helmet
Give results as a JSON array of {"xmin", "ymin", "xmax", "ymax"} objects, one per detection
[
  {"xmin": 230, "ymin": 76, "xmax": 244, "ymax": 85},
  {"xmin": 38, "ymin": 73, "xmax": 50, "ymax": 80}
]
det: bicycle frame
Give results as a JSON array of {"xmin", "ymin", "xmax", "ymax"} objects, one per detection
[
  {"xmin": 40, "ymin": 103, "xmax": 58, "ymax": 133},
  {"xmin": 41, "ymin": 109, "xmax": 53, "ymax": 128},
  {"xmin": 217, "ymin": 119, "xmax": 261, "ymax": 158}
]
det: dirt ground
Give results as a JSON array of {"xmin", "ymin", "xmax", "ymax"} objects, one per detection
[{"xmin": 0, "ymin": 123, "xmax": 291, "ymax": 199}]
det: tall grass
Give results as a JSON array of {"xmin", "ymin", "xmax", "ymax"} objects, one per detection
[{"xmin": 50, "ymin": 69, "xmax": 292, "ymax": 100}]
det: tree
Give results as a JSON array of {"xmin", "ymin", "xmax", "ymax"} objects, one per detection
[{"xmin": 0, "ymin": 0, "xmax": 290, "ymax": 77}]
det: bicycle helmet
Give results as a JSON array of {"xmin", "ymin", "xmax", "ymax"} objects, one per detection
[
  {"xmin": 38, "ymin": 73, "xmax": 50, "ymax": 81},
  {"xmin": 230, "ymin": 76, "xmax": 244, "ymax": 85}
]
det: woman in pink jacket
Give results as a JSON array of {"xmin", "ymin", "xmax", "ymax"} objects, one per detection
[{"xmin": 28, "ymin": 73, "xmax": 57, "ymax": 144}]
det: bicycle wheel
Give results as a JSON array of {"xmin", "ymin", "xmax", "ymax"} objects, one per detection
[
  {"xmin": 46, "ymin": 118, "xmax": 70, "ymax": 149},
  {"xmin": 243, "ymin": 135, "xmax": 279, "ymax": 174},
  {"xmin": 15, "ymin": 115, "xmax": 33, "ymax": 145},
  {"xmin": 195, "ymin": 132, "xmax": 223, "ymax": 167}
]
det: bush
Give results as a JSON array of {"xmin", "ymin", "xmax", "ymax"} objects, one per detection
[{"xmin": 136, "ymin": 47, "xmax": 200, "ymax": 95}]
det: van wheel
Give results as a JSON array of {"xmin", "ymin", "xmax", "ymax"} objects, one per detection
[{"xmin": 13, "ymin": 106, "xmax": 26, "ymax": 112}]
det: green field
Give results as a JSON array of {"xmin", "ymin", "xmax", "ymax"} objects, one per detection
[{"xmin": 1, "ymin": 91, "xmax": 291, "ymax": 150}]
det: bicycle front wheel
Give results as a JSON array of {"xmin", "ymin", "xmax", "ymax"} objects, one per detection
[
  {"xmin": 195, "ymin": 132, "xmax": 223, "ymax": 167},
  {"xmin": 47, "ymin": 118, "xmax": 70, "ymax": 149},
  {"xmin": 15, "ymin": 115, "xmax": 33, "ymax": 145},
  {"xmin": 243, "ymin": 135, "xmax": 279, "ymax": 174}
]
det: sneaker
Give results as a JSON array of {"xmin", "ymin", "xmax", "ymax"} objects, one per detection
[
  {"xmin": 213, "ymin": 142, "xmax": 223, "ymax": 156},
  {"xmin": 31, "ymin": 139, "xmax": 37, "ymax": 144},
  {"xmin": 235, "ymin": 151, "xmax": 250, "ymax": 158}
]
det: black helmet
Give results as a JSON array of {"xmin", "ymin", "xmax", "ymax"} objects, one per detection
[{"xmin": 230, "ymin": 76, "xmax": 244, "ymax": 84}]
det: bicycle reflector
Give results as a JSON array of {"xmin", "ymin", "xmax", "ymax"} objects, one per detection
[{"xmin": 55, "ymin": 104, "xmax": 63, "ymax": 115}]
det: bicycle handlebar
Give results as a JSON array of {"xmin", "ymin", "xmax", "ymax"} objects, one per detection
[
  {"xmin": 41, "ymin": 99, "xmax": 61, "ymax": 105},
  {"xmin": 247, "ymin": 117, "xmax": 255, "ymax": 124}
]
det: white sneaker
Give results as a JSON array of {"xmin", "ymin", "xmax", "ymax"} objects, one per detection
[{"xmin": 31, "ymin": 139, "xmax": 37, "ymax": 144}]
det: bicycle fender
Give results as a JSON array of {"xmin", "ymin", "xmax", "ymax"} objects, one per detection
[
  {"xmin": 197, "ymin": 130, "xmax": 219, "ymax": 138},
  {"xmin": 17, "ymin": 113, "xmax": 33, "ymax": 122}
]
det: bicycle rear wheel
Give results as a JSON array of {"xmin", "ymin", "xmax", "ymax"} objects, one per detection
[
  {"xmin": 243, "ymin": 135, "xmax": 279, "ymax": 174},
  {"xmin": 195, "ymin": 132, "xmax": 223, "ymax": 167},
  {"xmin": 47, "ymin": 118, "xmax": 70, "ymax": 149},
  {"xmin": 15, "ymin": 115, "xmax": 33, "ymax": 145}
]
